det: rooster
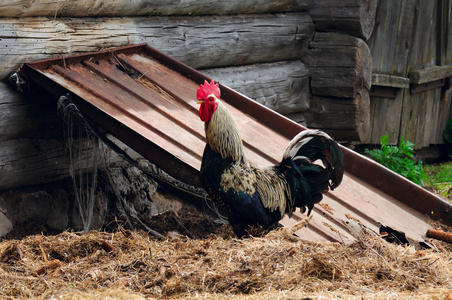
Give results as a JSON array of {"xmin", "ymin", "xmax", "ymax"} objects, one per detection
[{"xmin": 197, "ymin": 80, "xmax": 344, "ymax": 237}]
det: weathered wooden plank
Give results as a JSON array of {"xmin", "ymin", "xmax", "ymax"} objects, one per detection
[
  {"xmin": 366, "ymin": 93, "xmax": 404, "ymax": 145},
  {"xmin": 442, "ymin": 0, "xmax": 452, "ymax": 65},
  {"xmin": 429, "ymin": 87, "xmax": 451, "ymax": 144},
  {"xmin": 398, "ymin": 88, "xmax": 447, "ymax": 149},
  {"xmin": 409, "ymin": 64, "xmax": 452, "ymax": 84},
  {"xmin": 0, "ymin": 13, "xmax": 315, "ymax": 81},
  {"xmin": 288, "ymin": 90, "xmax": 370, "ymax": 141},
  {"xmin": 436, "ymin": 0, "xmax": 452, "ymax": 65},
  {"xmin": 202, "ymin": 60, "xmax": 311, "ymax": 114},
  {"xmin": 0, "ymin": 0, "xmax": 314, "ymax": 17},
  {"xmin": 367, "ymin": 0, "xmax": 417, "ymax": 77},
  {"xmin": 372, "ymin": 73, "xmax": 410, "ymax": 89},
  {"xmin": 399, "ymin": 89, "xmax": 422, "ymax": 148},
  {"xmin": 408, "ymin": 0, "xmax": 438, "ymax": 71},
  {"xmin": 302, "ymin": 32, "xmax": 372, "ymax": 98},
  {"xmin": 309, "ymin": 0, "xmax": 378, "ymax": 39}
]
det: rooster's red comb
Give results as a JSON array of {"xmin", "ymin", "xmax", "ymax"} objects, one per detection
[{"xmin": 197, "ymin": 80, "xmax": 221, "ymax": 100}]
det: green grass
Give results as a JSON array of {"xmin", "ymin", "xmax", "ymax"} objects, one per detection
[{"xmin": 424, "ymin": 162, "xmax": 452, "ymax": 201}]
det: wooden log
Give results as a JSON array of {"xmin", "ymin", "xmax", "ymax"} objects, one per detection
[
  {"xmin": 309, "ymin": 0, "xmax": 378, "ymax": 40},
  {"xmin": 0, "ymin": 83, "xmax": 61, "ymax": 141},
  {"xmin": 0, "ymin": 13, "xmax": 315, "ymax": 81},
  {"xmin": 287, "ymin": 89, "xmax": 370, "ymax": 141},
  {"xmin": 0, "ymin": 138, "xmax": 74, "ymax": 190},
  {"xmin": 0, "ymin": 0, "xmax": 314, "ymax": 17},
  {"xmin": 302, "ymin": 32, "xmax": 372, "ymax": 98},
  {"xmin": 202, "ymin": 60, "xmax": 311, "ymax": 114},
  {"xmin": 0, "ymin": 136, "xmax": 133, "ymax": 191}
]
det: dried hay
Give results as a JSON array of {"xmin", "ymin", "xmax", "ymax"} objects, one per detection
[{"xmin": 0, "ymin": 221, "xmax": 452, "ymax": 299}]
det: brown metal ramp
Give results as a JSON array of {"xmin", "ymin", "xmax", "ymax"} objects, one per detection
[{"xmin": 20, "ymin": 44, "xmax": 452, "ymax": 244}]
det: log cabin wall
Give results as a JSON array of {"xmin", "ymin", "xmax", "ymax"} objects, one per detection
[
  {"xmin": 366, "ymin": 0, "xmax": 452, "ymax": 149},
  {"xmin": 0, "ymin": 0, "xmax": 317, "ymax": 191},
  {"xmin": 1, "ymin": 0, "xmax": 450, "ymax": 192}
]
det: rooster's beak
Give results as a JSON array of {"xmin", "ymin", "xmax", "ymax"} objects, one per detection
[{"xmin": 197, "ymin": 100, "xmax": 204, "ymax": 104}]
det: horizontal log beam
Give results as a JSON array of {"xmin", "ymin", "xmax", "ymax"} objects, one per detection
[
  {"xmin": 309, "ymin": 0, "xmax": 378, "ymax": 40},
  {"xmin": 0, "ymin": 135, "xmax": 134, "ymax": 191},
  {"xmin": 289, "ymin": 90, "xmax": 371, "ymax": 141},
  {"xmin": 0, "ymin": 0, "xmax": 314, "ymax": 17},
  {"xmin": 0, "ymin": 13, "xmax": 314, "ymax": 80},
  {"xmin": 0, "ymin": 83, "xmax": 61, "ymax": 141},
  {"xmin": 302, "ymin": 32, "xmax": 372, "ymax": 98},
  {"xmin": 202, "ymin": 60, "xmax": 311, "ymax": 114}
]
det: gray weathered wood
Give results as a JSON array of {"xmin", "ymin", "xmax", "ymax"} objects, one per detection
[
  {"xmin": 365, "ymin": 93, "xmax": 404, "ymax": 145},
  {"xmin": 0, "ymin": 0, "xmax": 314, "ymax": 17},
  {"xmin": 398, "ymin": 87, "xmax": 448, "ymax": 149},
  {"xmin": 0, "ymin": 137, "xmax": 119, "ymax": 191},
  {"xmin": 302, "ymin": 32, "xmax": 372, "ymax": 98},
  {"xmin": 0, "ymin": 134, "xmax": 137, "ymax": 191},
  {"xmin": 437, "ymin": 0, "xmax": 452, "ymax": 65},
  {"xmin": 203, "ymin": 60, "xmax": 311, "ymax": 114},
  {"xmin": 0, "ymin": 138, "xmax": 73, "ymax": 190},
  {"xmin": 367, "ymin": 0, "xmax": 417, "ymax": 77},
  {"xmin": 367, "ymin": 0, "xmax": 452, "ymax": 149},
  {"xmin": 409, "ymin": 64, "xmax": 452, "ymax": 84},
  {"xmin": 309, "ymin": 0, "xmax": 378, "ymax": 40},
  {"xmin": 372, "ymin": 74, "xmax": 410, "ymax": 89},
  {"xmin": 288, "ymin": 89, "xmax": 370, "ymax": 141},
  {"xmin": 0, "ymin": 13, "xmax": 314, "ymax": 80},
  {"xmin": 0, "ymin": 83, "xmax": 61, "ymax": 141},
  {"xmin": 407, "ymin": 0, "xmax": 437, "ymax": 71}
]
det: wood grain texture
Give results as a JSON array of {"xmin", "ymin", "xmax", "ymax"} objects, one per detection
[
  {"xmin": 302, "ymin": 32, "xmax": 372, "ymax": 98},
  {"xmin": 309, "ymin": 0, "xmax": 378, "ymax": 39},
  {"xmin": 0, "ymin": 0, "xmax": 314, "ymax": 17},
  {"xmin": 202, "ymin": 60, "xmax": 311, "ymax": 114},
  {"xmin": 365, "ymin": 93, "xmax": 404, "ymax": 145},
  {"xmin": 0, "ymin": 83, "xmax": 60, "ymax": 141},
  {"xmin": 372, "ymin": 74, "xmax": 410, "ymax": 89},
  {"xmin": 409, "ymin": 65, "xmax": 452, "ymax": 84},
  {"xmin": 407, "ymin": 0, "xmax": 437, "ymax": 72},
  {"xmin": 398, "ymin": 87, "xmax": 450, "ymax": 149},
  {"xmin": 0, "ymin": 13, "xmax": 314, "ymax": 80},
  {"xmin": 367, "ymin": 0, "xmax": 416, "ymax": 77},
  {"xmin": 288, "ymin": 90, "xmax": 370, "ymax": 141}
]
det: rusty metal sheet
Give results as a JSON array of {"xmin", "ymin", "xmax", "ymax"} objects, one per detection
[{"xmin": 21, "ymin": 44, "xmax": 452, "ymax": 244}]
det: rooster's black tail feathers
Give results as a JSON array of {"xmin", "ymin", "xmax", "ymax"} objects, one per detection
[{"xmin": 282, "ymin": 129, "xmax": 344, "ymax": 215}]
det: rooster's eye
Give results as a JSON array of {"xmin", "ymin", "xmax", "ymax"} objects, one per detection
[{"xmin": 207, "ymin": 97, "xmax": 214, "ymax": 102}]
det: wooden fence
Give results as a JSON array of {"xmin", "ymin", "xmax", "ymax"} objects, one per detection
[{"xmin": 366, "ymin": 0, "xmax": 452, "ymax": 148}]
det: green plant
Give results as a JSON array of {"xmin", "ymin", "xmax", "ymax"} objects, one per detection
[{"xmin": 365, "ymin": 135, "xmax": 427, "ymax": 186}]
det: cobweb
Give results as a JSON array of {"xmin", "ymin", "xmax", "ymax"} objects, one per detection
[
  {"xmin": 57, "ymin": 94, "xmax": 225, "ymax": 236},
  {"xmin": 58, "ymin": 96, "xmax": 101, "ymax": 234}
]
